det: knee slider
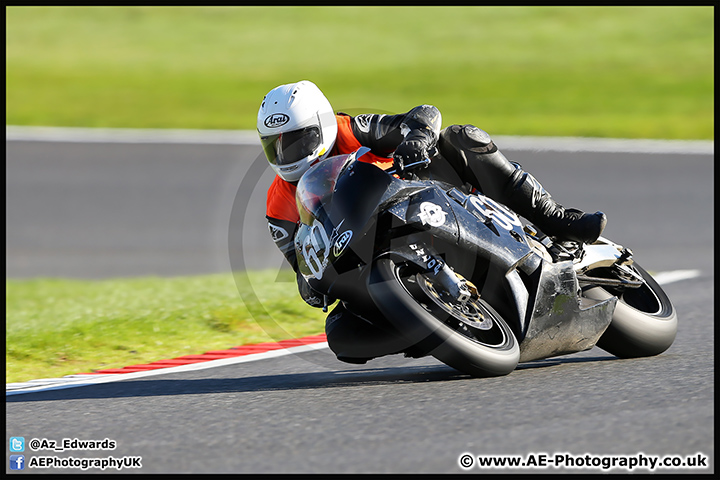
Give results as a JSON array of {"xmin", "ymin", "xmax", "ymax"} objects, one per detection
[{"xmin": 443, "ymin": 124, "xmax": 497, "ymax": 154}]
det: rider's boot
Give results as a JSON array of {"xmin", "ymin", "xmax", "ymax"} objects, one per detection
[
  {"xmin": 504, "ymin": 165, "xmax": 607, "ymax": 244},
  {"xmin": 438, "ymin": 124, "xmax": 607, "ymax": 244}
]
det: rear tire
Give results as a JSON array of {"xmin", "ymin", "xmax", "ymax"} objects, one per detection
[
  {"xmin": 368, "ymin": 258, "xmax": 519, "ymax": 377},
  {"xmin": 584, "ymin": 263, "xmax": 677, "ymax": 358}
]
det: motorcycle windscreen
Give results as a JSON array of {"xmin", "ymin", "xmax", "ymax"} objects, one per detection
[{"xmin": 296, "ymin": 153, "xmax": 354, "ymax": 225}]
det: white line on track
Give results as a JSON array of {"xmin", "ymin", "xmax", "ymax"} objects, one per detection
[
  {"xmin": 651, "ymin": 269, "xmax": 702, "ymax": 285},
  {"xmin": 6, "ymin": 342, "xmax": 329, "ymax": 396},
  {"xmin": 6, "ymin": 125, "xmax": 714, "ymax": 154},
  {"xmin": 5, "ymin": 269, "xmax": 702, "ymax": 396}
]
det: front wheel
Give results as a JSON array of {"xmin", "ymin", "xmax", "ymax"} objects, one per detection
[
  {"xmin": 583, "ymin": 263, "xmax": 677, "ymax": 358},
  {"xmin": 368, "ymin": 258, "xmax": 520, "ymax": 377}
]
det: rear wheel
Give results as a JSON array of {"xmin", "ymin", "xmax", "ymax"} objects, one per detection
[
  {"xmin": 583, "ymin": 263, "xmax": 677, "ymax": 358},
  {"xmin": 368, "ymin": 258, "xmax": 519, "ymax": 377}
]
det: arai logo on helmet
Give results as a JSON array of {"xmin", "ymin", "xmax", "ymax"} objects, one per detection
[{"xmin": 264, "ymin": 113, "xmax": 290, "ymax": 128}]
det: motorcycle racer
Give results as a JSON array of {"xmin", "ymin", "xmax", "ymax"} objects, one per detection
[{"xmin": 259, "ymin": 80, "xmax": 607, "ymax": 363}]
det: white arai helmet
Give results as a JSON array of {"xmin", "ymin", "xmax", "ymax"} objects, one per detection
[{"xmin": 257, "ymin": 80, "xmax": 338, "ymax": 183}]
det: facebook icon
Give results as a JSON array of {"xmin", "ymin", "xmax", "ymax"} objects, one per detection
[{"xmin": 10, "ymin": 455, "xmax": 25, "ymax": 470}]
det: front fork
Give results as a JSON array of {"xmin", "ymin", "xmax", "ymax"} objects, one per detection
[{"xmin": 407, "ymin": 243, "xmax": 476, "ymax": 304}]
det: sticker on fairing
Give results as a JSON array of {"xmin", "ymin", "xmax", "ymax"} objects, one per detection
[
  {"xmin": 300, "ymin": 219, "xmax": 352, "ymax": 280},
  {"xmin": 333, "ymin": 230, "xmax": 353, "ymax": 257},
  {"xmin": 468, "ymin": 196, "xmax": 522, "ymax": 231},
  {"xmin": 418, "ymin": 202, "xmax": 448, "ymax": 227}
]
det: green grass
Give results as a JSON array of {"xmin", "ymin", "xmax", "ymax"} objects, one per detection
[
  {"xmin": 5, "ymin": 271, "xmax": 327, "ymax": 384},
  {"xmin": 6, "ymin": 6, "xmax": 714, "ymax": 139}
]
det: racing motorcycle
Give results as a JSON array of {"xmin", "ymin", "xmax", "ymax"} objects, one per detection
[{"xmin": 294, "ymin": 148, "xmax": 677, "ymax": 377}]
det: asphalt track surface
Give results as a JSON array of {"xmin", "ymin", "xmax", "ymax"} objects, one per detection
[{"xmin": 5, "ymin": 130, "xmax": 714, "ymax": 473}]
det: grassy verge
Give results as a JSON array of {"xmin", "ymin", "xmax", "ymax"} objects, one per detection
[
  {"xmin": 6, "ymin": 6, "xmax": 714, "ymax": 139},
  {"xmin": 5, "ymin": 271, "xmax": 327, "ymax": 384}
]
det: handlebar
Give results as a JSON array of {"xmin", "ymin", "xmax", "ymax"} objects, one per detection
[{"xmin": 386, "ymin": 158, "xmax": 432, "ymax": 176}]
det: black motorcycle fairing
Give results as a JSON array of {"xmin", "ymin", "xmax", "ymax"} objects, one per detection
[
  {"xmin": 295, "ymin": 150, "xmax": 542, "ymax": 325},
  {"xmin": 295, "ymin": 150, "xmax": 398, "ymax": 305},
  {"xmin": 293, "ymin": 144, "xmax": 682, "ymax": 372},
  {"xmin": 380, "ymin": 182, "xmax": 537, "ymax": 275},
  {"xmin": 292, "ymin": 149, "xmax": 676, "ymax": 371}
]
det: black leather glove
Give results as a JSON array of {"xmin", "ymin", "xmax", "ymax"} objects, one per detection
[
  {"xmin": 297, "ymin": 271, "xmax": 335, "ymax": 308},
  {"xmin": 393, "ymin": 138, "xmax": 429, "ymax": 175}
]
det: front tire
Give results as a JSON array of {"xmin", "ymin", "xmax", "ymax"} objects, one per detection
[
  {"xmin": 368, "ymin": 258, "xmax": 520, "ymax": 377},
  {"xmin": 583, "ymin": 263, "xmax": 677, "ymax": 358}
]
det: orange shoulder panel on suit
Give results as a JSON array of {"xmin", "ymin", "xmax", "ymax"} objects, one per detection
[
  {"xmin": 334, "ymin": 114, "xmax": 394, "ymax": 170},
  {"xmin": 266, "ymin": 175, "xmax": 299, "ymax": 223},
  {"xmin": 266, "ymin": 114, "xmax": 395, "ymax": 222}
]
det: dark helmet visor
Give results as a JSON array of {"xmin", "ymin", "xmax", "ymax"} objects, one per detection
[{"xmin": 261, "ymin": 126, "xmax": 322, "ymax": 166}]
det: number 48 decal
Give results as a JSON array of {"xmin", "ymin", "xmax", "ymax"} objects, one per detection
[{"xmin": 468, "ymin": 196, "xmax": 522, "ymax": 231}]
